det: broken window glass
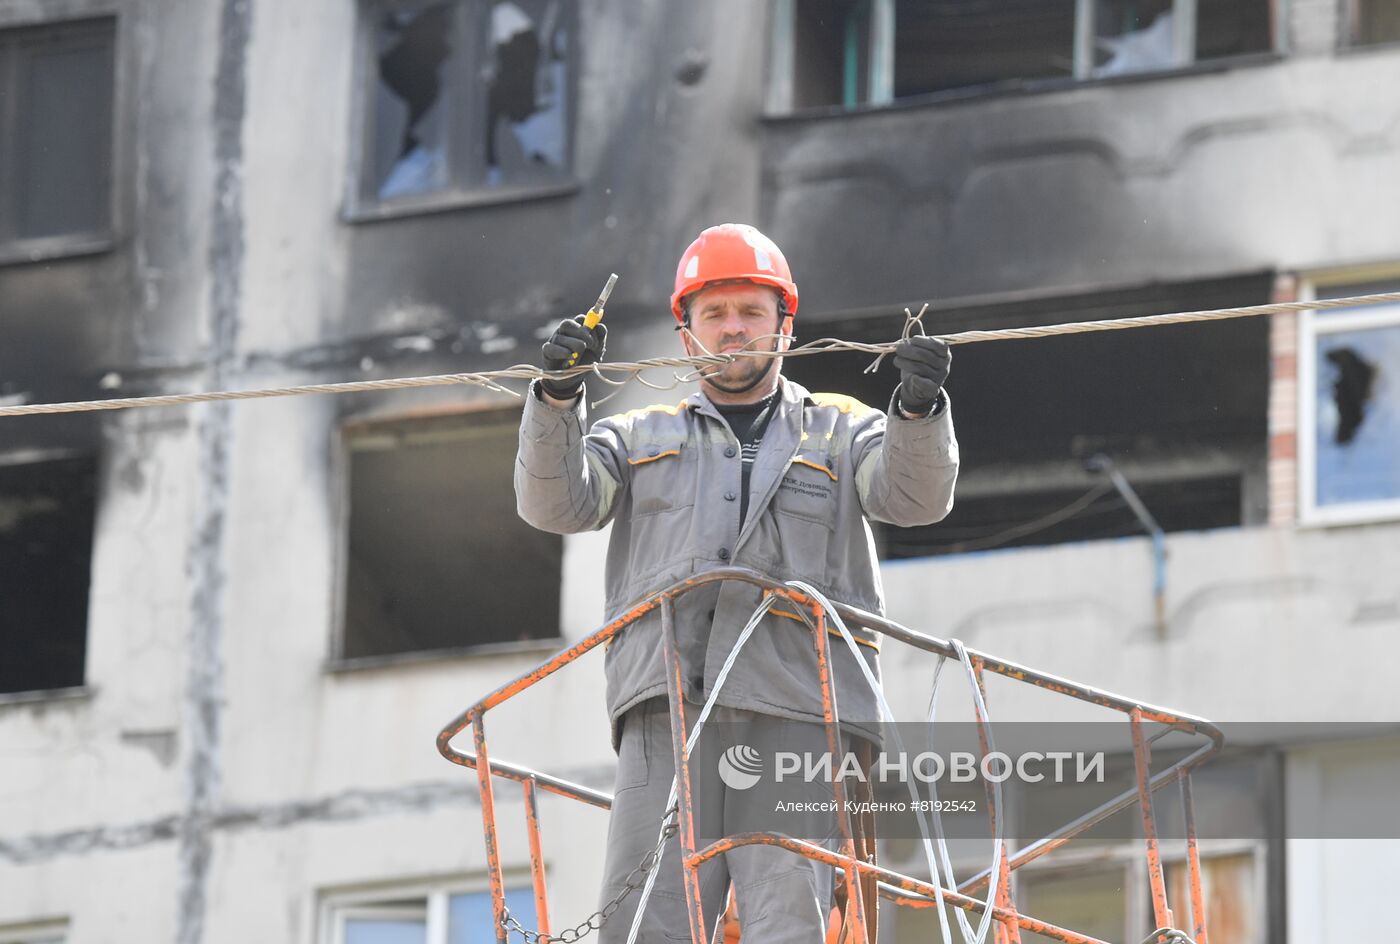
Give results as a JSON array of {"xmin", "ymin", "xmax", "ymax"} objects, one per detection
[
  {"xmin": 1092, "ymin": 0, "xmax": 1177, "ymax": 77},
  {"xmin": 484, "ymin": 0, "xmax": 570, "ymax": 186},
  {"xmin": 339, "ymin": 410, "xmax": 561, "ymax": 663},
  {"xmin": 365, "ymin": 0, "xmax": 571, "ymax": 203},
  {"xmin": 0, "ymin": 456, "xmax": 95, "ymax": 695},
  {"xmin": 372, "ymin": 2, "xmax": 455, "ymax": 199},
  {"xmin": 1313, "ymin": 323, "xmax": 1400, "ymax": 508},
  {"xmin": 0, "ymin": 19, "xmax": 115, "ymax": 247},
  {"xmin": 1091, "ymin": 0, "xmax": 1271, "ymax": 77}
]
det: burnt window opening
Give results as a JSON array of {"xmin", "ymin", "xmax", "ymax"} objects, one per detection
[
  {"xmin": 880, "ymin": 477, "xmax": 1243, "ymax": 558},
  {"xmin": 0, "ymin": 456, "xmax": 96, "ymax": 695},
  {"xmin": 365, "ymin": 0, "xmax": 572, "ymax": 204},
  {"xmin": 783, "ymin": 274, "xmax": 1272, "ymax": 558},
  {"xmin": 1344, "ymin": 0, "xmax": 1400, "ymax": 47},
  {"xmin": 1307, "ymin": 280, "xmax": 1400, "ymax": 514},
  {"xmin": 339, "ymin": 409, "xmax": 561, "ymax": 663},
  {"xmin": 788, "ymin": 0, "xmax": 880, "ymax": 111},
  {"xmin": 0, "ymin": 18, "xmax": 115, "ymax": 254},
  {"xmin": 1191, "ymin": 0, "xmax": 1273, "ymax": 61},
  {"xmin": 778, "ymin": 0, "xmax": 1272, "ymax": 110},
  {"xmin": 892, "ymin": 0, "xmax": 1077, "ymax": 99}
]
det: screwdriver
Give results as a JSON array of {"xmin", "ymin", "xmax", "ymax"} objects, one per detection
[{"xmin": 567, "ymin": 272, "xmax": 619, "ymax": 367}]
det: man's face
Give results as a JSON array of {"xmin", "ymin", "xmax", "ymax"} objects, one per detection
[{"xmin": 680, "ymin": 282, "xmax": 792, "ymax": 402}]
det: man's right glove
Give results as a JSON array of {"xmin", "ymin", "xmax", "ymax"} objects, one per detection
[
  {"xmin": 539, "ymin": 315, "xmax": 607, "ymax": 401},
  {"xmin": 893, "ymin": 335, "xmax": 951, "ymax": 416}
]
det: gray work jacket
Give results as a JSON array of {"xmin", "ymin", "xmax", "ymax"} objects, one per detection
[{"xmin": 515, "ymin": 376, "xmax": 959, "ymax": 749}]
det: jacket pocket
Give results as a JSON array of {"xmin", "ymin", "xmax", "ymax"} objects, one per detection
[
  {"xmin": 612, "ymin": 695, "xmax": 653, "ymax": 792},
  {"xmin": 772, "ymin": 456, "xmax": 838, "ymax": 530},
  {"xmin": 627, "ymin": 443, "xmax": 695, "ymax": 518}
]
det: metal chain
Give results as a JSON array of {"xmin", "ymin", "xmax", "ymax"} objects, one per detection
[
  {"xmin": 500, "ymin": 808, "xmax": 679, "ymax": 943},
  {"xmin": 1140, "ymin": 930, "xmax": 1196, "ymax": 944}
]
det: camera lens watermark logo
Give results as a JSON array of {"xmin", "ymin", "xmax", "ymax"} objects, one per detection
[{"xmin": 717, "ymin": 744, "xmax": 763, "ymax": 790}]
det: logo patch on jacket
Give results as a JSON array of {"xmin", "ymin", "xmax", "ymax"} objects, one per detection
[{"xmin": 780, "ymin": 474, "xmax": 833, "ymax": 502}]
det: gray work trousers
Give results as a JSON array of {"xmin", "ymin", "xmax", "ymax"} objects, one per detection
[{"xmin": 596, "ymin": 697, "xmax": 850, "ymax": 944}]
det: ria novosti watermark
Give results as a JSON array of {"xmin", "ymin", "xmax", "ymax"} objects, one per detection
[
  {"xmin": 719, "ymin": 745, "xmax": 1105, "ymax": 792},
  {"xmin": 699, "ymin": 721, "xmax": 1399, "ymax": 840}
]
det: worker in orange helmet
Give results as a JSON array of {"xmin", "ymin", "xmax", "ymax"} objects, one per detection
[{"xmin": 517, "ymin": 223, "xmax": 958, "ymax": 942}]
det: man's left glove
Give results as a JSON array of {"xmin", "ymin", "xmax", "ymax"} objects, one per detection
[
  {"xmin": 540, "ymin": 315, "xmax": 608, "ymax": 401},
  {"xmin": 893, "ymin": 336, "xmax": 951, "ymax": 416}
]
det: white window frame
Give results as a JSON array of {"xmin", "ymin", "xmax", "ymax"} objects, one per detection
[
  {"xmin": 319, "ymin": 875, "xmax": 536, "ymax": 944},
  {"xmin": 1297, "ymin": 270, "xmax": 1400, "ymax": 527}
]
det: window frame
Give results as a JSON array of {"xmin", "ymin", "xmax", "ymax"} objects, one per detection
[
  {"xmin": 1297, "ymin": 269, "xmax": 1400, "ymax": 527},
  {"xmin": 880, "ymin": 836, "xmax": 1268, "ymax": 942},
  {"xmin": 1071, "ymin": 0, "xmax": 1196, "ymax": 79},
  {"xmin": 0, "ymin": 13, "xmax": 118, "ymax": 266},
  {"xmin": 1011, "ymin": 839, "xmax": 1268, "ymax": 943},
  {"xmin": 328, "ymin": 403, "xmax": 565, "ymax": 671},
  {"xmin": 344, "ymin": 0, "xmax": 579, "ymax": 223},
  {"xmin": 318, "ymin": 875, "xmax": 536, "ymax": 944},
  {"xmin": 766, "ymin": 0, "xmax": 1280, "ymax": 114},
  {"xmin": 880, "ymin": 746, "xmax": 1278, "ymax": 941}
]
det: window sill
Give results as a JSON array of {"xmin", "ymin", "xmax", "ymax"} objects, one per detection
[
  {"xmin": 326, "ymin": 637, "xmax": 566, "ymax": 675},
  {"xmin": 343, "ymin": 181, "xmax": 580, "ymax": 225},
  {"xmin": 0, "ymin": 685, "xmax": 94, "ymax": 711},
  {"xmin": 1297, "ymin": 503, "xmax": 1400, "ymax": 529},
  {"xmin": 0, "ymin": 234, "xmax": 115, "ymax": 268},
  {"xmin": 763, "ymin": 52, "xmax": 1284, "ymax": 124}
]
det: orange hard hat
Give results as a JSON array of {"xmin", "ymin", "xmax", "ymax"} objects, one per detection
[{"xmin": 670, "ymin": 223, "xmax": 799, "ymax": 322}]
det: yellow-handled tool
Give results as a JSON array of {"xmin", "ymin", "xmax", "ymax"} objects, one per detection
[{"xmin": 567, "ymin": 273, "xmax": 619, "ymax": 367}]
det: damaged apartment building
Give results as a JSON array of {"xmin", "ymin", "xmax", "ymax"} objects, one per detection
[{"xmin": 1, "ymin": 0, "xmax": 1398, "ymax": 942}]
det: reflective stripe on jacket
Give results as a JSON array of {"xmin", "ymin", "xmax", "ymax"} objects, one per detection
[{"xmin": 515, "ymin": 376, "xmax": 959, "ymax": 749}]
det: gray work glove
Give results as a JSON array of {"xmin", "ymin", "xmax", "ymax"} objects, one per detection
[
  {"xmin": 893, "ymin": 336, "xmax": 951, "ymax": 415},
  {"xmin": 540, "ymin": 315, "xmax": 607, "ymax": 400}
]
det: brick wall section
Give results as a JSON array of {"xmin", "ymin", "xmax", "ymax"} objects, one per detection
[
  {"xmin": 1268, "ymin": 274, "xmax": 1300, "ymax": 525},
  {"xmin": 1287, "ymin": 0, "xmax": 1343, "ymax": 55}
]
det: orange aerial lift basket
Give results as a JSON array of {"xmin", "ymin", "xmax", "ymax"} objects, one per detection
[{"xmin": 437, "ymin": 568, "xmax": 1221, "ymax": 944}]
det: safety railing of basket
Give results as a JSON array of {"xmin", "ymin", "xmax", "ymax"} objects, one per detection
[{"xmin": 437, "ymin": 567, "xmax": 1223, "ymax": 944}]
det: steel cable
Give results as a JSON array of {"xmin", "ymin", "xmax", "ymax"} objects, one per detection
[{"xmin": 2, "ymin": 291, "xmax": 1396, "ymax": 419}]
